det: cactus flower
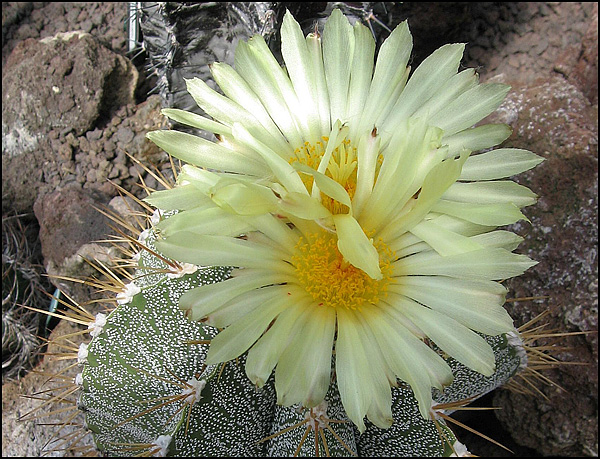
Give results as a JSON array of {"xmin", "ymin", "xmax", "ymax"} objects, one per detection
[{"xmin": 146, "ymin": 9, "xmax": 542, "ymax": 432}]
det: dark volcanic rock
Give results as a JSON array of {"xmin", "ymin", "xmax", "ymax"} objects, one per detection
[
  {"xmin": 33, "ymin": 186, "xmax": 112, "ymax": 267},
  {"xmin": 3, "ymin": 31, "xmax": 137, "ymax": 141},
  {"xmin": 32, "ymin": 186, "xmax": 115, "ymax": 304},
  {"xmin": 486, "ymin": 75, "xmax": 598, "ymax": 457},
  {"xmin": 554, "ymin": 2, "xmax": 598, "ymax": 105},
  {"xmin": 2, "ymin": 31, "xmax": 138, "ymax": 212}
]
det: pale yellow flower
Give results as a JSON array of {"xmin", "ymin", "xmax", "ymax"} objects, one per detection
[{"xmin": 146, "ymin": 9, "xmax": 542, "ymax": 432}]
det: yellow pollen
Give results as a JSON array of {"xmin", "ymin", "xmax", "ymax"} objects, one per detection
[
  {"xmin": 289, "ymin": 137, "xmax": 358, "ymax": 215},
  {"xmin": 292, "ymin": 232, "xmax": 394, "ymax": 310}
]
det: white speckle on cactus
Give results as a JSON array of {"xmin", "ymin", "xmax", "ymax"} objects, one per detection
[
  {"xmin": 181, "ymin": 376, "xmax": 206, "ymax": 405},
  {"xmin": 151, "ymin": 435, "xmax": 171, "ymax": 457},
  {"xmin": 88, "ymin": 312, "xmax": 107, "ymax": 337},
  {"xmin": 450, "ymin": 439, "xmax": 471, "ymax": 456},
  {"xmin": 117, "ymin": 282, "xmax": 141, "ymax": 304},
  {"xmin": 506, "ymin": 330, "xmax": 528, "ymax": 370},
  {"xmin": 167, "ymin": 263, "xmax": 198, "ymax": 279},
  {"xmin": 77, "ymin": 342, "xmax": 89, "ymax": 364},
  {"xmin": 138, "ymin": 228, "xmax": 151, "ymax": 245},
  {"xmin": 74, "ymin": 373, "xmax": 83, "ymax": 386},
  {"xmin": 150, "ymin": 209, "xmax": 163, "ymax": 226}
]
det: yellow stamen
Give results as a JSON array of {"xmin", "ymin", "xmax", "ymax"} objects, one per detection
[
  {"xmin": 292, "ymin": 232, "xmax": 394, "ymax": 310},
  {"xmin": 289, "ymin": 137, "xmax": 359, "ymax": 215}
]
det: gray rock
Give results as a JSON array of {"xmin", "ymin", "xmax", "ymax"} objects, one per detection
[{"xmin": 115, "ymin": 126, "xmax": 135, "ymax": 145}]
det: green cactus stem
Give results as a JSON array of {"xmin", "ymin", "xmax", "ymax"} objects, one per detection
[{"xmin": 74, "ymin": 212, "xmax": 526, "ymax": 457}]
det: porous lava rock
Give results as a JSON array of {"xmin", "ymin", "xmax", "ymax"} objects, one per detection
[
  {"xmin": 2, "ymin": 31, "xmax": 138, "ymax": 212},
  {"xmin": 488, "ymin": 75, "xmax": 598, "ymax": 457}
]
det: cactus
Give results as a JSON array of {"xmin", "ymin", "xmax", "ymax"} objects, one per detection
[
  {"xmin": 73, "ymin": 215, "xmax": 525, "ymax": 457},
  {"xmin": 2, "ymin": 212, "xmax": 49, "ymax": 382},
  {"xmin": 21, "ymin": 8, "xmax": 549, "ymax": 457}
]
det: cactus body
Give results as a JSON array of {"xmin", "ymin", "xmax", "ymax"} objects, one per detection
[{"xmin": 75, "ymin": 215, "xmax": 525, "ymax": 457}]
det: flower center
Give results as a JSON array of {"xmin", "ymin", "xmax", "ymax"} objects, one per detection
[
  {"xmin": 292, "ymin": 232, "xmax": 394, "ymax": 310},
  {"xmin": 290, "ymin": 137, "xmax": 358, "ymax": 215}
]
